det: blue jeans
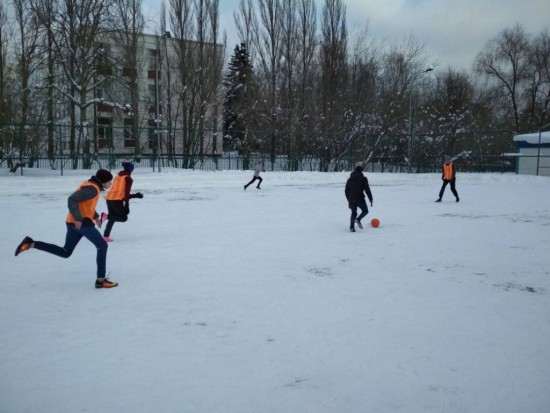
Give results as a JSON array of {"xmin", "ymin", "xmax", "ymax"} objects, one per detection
[
  {"xmin": 350, "ymin": 200, "xmax": 368, "ymax": 228},
  {"xmin": 34, "ymin": 223, "xmax": 108, "ymax": 278}
]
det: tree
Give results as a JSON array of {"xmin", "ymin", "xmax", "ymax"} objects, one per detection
[
  {"xmin": 292, "ymin": 0, "xmax": 317, "ymax": 169},
  {"xmin": 223, "ymin": 42, "xmax": 257, "ymax": 158},
  {"xmin": 522, "ymin": 28, "xmax": 550, "ymax": 131},
  {"xmin": 475, "ymin": 24, "xmax": 531, "ymax": 133},
  {"xmin": 419, "ymin": 69, "xmax": 474, "ymax": 169},
  {"xmin": 112, "ymin": 0, "xmax": 146, "ymax": 158},
  {"xmin": 318, "ymin": 0, "xmax": 347, "ymax": 170},
  {"xmin": 31, "ymin": 0, "xmax": 116, "ymax": 167},
  {"xmin": 0, "ymin": 1, "xmax": 16, "ymax": 161},
  {"xmin": 168, "ymin": 0, "xmax": 222, "ymax": 168},
  {"xmin": 254, "ymin": 0, "xmax": 283, "ymax": 163},
  {"xmin": 12, "ymin": 0, "xmax": 47, "ymax": 165}
]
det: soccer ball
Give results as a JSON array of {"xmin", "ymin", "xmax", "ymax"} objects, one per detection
[{"xmin": 371, "ymin": 218, "xmax": 380, "ymax": 228}]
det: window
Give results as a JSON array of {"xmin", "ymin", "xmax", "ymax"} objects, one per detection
[
  {"xmin": 148, "ymin": 49, "xmax": 161, "ymax": 79},
  {"xmin": 124, "ymin": 119, "xmax": 135, "ymax": 148},
  {"xmin": 148, "ymin": 49, "xmax": 159, "ymax": 70},
  {"xmin": 97, "ymin": 118, "xmax": 113, "ymax": 149}
]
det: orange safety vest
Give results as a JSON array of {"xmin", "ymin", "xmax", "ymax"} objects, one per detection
[
  {"xmin": 66, "ymin": 181, "xmax": 100, "ymax": 223},
  {"xmin": 105, "ymin": 175, "xmax": 128, "ymax": 201},
  {"xmin": 443, "ymin": 162, "xmax": 454, "ymax": 180}
]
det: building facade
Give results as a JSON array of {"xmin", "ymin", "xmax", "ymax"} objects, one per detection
[
  {"xmin": 58, "ymin": 31, "xmax": 223, "ymax": 159},
  {"xmin": 513, "ymin": 131, "xmax": 550, "ymax": 176}
]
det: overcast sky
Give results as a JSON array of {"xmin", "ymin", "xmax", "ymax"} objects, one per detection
[{"xmin": 143, "ymin": 0, "xmax": 550, "ymax": 72}]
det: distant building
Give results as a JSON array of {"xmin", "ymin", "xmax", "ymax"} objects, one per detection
[
  {"xmin": 513, "ymin": 131, "xmax": 550, "ymax": 176},
  {"xmin": 55, "ymin": 31, "xmax": 223, "ymax": 158}
]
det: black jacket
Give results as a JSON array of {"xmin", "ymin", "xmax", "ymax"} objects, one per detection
[{"xmin": 345, "ymin": 171, "xmax": 373, "ymax": 204}]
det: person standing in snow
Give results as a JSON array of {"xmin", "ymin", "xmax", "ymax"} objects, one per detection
[
  {"xmin": 345, "ymin": 165, "xmax": 373, "ymax": 232},
  {"xmin": 14, "ymin": 169, "xmax": 118, "ymax": 289},
  {"xmin": 435, "ymin": 156, "xmax": 460, "ymax": 202},
  {"xmin": 244, "ymin": 161, "xmax": 265, "ymax": 190},
  {"xmin": 102, "ymin": 161, "xmax": 143, "ymax": 242}
]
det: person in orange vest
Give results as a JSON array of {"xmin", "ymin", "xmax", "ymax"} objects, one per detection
[
  {"xmin": 14, "ymin": 169, "xmax": 118, "ymax": 289},
  {"xmin": 436, "ymin": 156, "xmax": 460, "ymax": 202},
  {"xmin": 102, "ymin": 162, "xmax": 143, "ymax": 242}
]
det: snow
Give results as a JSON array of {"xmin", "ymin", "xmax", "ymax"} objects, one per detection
[
  {"xmin": 513, "ymin": 131, "xmax": 550, "ymax": 145},
  {"xmin": 1, "ymin": 169, "xmax": 550, "ymax": 413}
]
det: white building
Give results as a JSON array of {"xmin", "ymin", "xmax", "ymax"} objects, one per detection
[
  {"xmin": 513, "ymin": 131, "xmax": 550, "ymax": 176},
  {"xmin": 78, "ymin": 32, "xmax": 223, "ymax": 157}
]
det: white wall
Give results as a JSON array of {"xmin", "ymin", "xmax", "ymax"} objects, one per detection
[{"xmin": 517, "ymin": 147, "xmax": 550, "ymax": 176}]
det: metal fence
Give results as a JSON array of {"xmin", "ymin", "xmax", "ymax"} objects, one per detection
[
  {"xmin": 1, "ymin": 152, "xmax": 523, "ymax": 176},
  {"xmin": 0, "ymin": 124, "xmax": 529, "ymax": 174}
]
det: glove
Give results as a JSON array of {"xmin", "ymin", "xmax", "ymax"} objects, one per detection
[
  {"xmin": 131, "ymin": 192, "xmax": 143, "ymax": 199},
  {"xmin": 370, "ymin": 201, "xmax": 373, "ymax": 207}
]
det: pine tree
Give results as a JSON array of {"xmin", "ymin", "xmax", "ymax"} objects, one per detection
[{"xmin": 223, "ymin": 43, "xmax": 256, "ymax": 155}]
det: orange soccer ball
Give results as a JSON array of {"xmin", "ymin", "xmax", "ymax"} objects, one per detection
[{"xmin": 371, "ymin": 218, "xmax": 380, "ymax": 228}]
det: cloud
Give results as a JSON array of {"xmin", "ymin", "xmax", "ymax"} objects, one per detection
[
  {"xmin": 346, "ymin": 0, "xmax": 550, "ymax": 70},
  {"xmin": 141, "ymin": 0, "xmax": 549, "ymax": 71}
]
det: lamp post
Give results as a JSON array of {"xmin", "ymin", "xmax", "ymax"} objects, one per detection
[
  {"xmin": 155, "ymin": 60, "xmax": 161, "ymax": 172},
  {"xmin": 408, "ymin": 67, "xmax": 434, "ymax": 173}
]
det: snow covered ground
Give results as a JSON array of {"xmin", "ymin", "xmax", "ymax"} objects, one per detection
[{"xmin": 1, "ymin": 168, "xmax": 549, "ymax": 413}]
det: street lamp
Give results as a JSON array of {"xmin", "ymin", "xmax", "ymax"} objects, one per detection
[
  {"xmin": 408, "ymin": 67, "xmax": 434, "ymax": 173},
  {"xmin": 155, "ymin": 54, "xmax": 161, "ymax": 173}
]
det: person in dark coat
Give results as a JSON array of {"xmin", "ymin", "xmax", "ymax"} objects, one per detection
[
  {"xmin": 14, "ymin": 169, "xmax": 118, "ymax": 289},
  {"xmin": 345, "ymin": 165, "xmax": 373, "ymax": 232},
  {"xmin": 435, "ymin": 156, "xmax": 459, "ymax": 202},
  {"xmin": 102, "ymin": 162, "xmax": 143, "ymax": 241}
]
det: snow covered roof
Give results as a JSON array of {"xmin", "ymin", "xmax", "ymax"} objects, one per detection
[{"xmin": 513, "ymin": 131, "xmax": 550, "ymax": 144}]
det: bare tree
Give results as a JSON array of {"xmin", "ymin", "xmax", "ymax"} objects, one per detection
[
  {"xmin": 523, "ymin": 28, "xmax": 550, "ymax": 130},
  {"xmin": 168, "ymin": 0, "xmax": 222, "ymax": 167},
  {"xmin": 475, "ymin": 24, "xmax": 531, "ymax": 133},
  {"xmin": 319, "ymin": 0, "xmax": 347, "ymax": 170},
  {"xmin": 421, "ymin": 69, "xmax": 474, "ymax": 165},
  {"xmin": 279, "ymin": 0, "xmax": 298, "ymax": 168},
  {"xmin": 294, "ymin": 0, "xmax": 317, "ymax": 166},
  {"xmin": 12, "ymin": 0, "xmax": 50, "ymax": 165},
  {"xmin": 0, "ymin": 1, "xmax": 16, "ymax": 161},
  {"xmin": 234, "ymin": 0, "xmax": 257, "ymax": 57},
  {"xmin": 112, "ymin": 0, "xmax": 146, "ymax": 158},
  {"xmin": 343, "ymin": 25, "xmax": 382, "ymax": 170},
  {"xmin": 255, "ymin": 0, "xmax": 282, "ymax": 162},
  {"xmin": 31, "ymin": 0, "xmax": 116, "ymax": 167}
]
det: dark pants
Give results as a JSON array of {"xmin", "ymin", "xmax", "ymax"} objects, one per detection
[
  {"xmin": 350, "ymin": 200, "xmax": 369, "ymax": 228},
  {"xmin": 439, "ymin": 179, "xmax": 459, "ymax": 200},
  {"xmin": 245, "ymin": 176, "xmax": 263, "ymax": 188},
  {"xmin": 103, "ymin": 200, "xmax": 129, "ymax": 237},
  {"xmin": 34, "ymin": 223, "xmax": 108, "ymax": 278}
]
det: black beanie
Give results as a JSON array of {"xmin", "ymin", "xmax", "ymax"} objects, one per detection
[
  {"xmin": 96, "ymin": 169, "xmax": 113, "ymax": 183},
  {"xmin": 355, "ymin": 165, "xmax": 363, "ymax": 172},
  {"xmin": 122, "ymin": 162, "xmax": 134, "ymax": 172}
]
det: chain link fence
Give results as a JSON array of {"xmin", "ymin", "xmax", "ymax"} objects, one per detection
[{"xmin": 0, "ymin": 124, "xmax": 524, "ymax": 175}]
